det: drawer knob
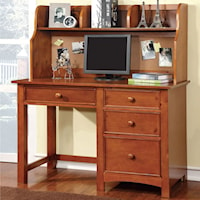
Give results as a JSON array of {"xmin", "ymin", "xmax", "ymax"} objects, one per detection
[
  {"xmin": 128, "ymin": 97, "xmax": 135, "ymax": 103},
  {"xmin": 128, "ymin": 120, "xmax": 135, "ymax": 127},
  {"xmin": 128, "ymin": 153, "xmax": 136, "ymax": 160},
  {"xmin": 55, "ymin": 93, "xmax": 62, "ymax": 98}
]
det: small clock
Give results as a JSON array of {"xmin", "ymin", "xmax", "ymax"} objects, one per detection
[{"xmin": 63, "ymin": 16, "xmax": 77, "ymax": 28}]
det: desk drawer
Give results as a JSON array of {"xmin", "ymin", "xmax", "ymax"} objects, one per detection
[
  {"xmin": 25, "ymin": 87, "xmax": 96, "ymax": 105},
  {"xmin": 105, "ymin": 137, "xmax": 160, "ymax": 176},
  {"xmin": 105, "ymin": 111, "xmax": 160, "ymax": 136},
  {"xmin": 105, "ymin": 89, "xmax": 160, "ymax": 108}
]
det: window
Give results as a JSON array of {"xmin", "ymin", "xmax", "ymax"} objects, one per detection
[{"xmin": 0, "ymin": 0, "xmax": 35, "ymax": 158}]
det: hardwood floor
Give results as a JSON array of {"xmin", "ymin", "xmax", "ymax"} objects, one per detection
[{"xmin": 0, "ymin": 162, "xmax": 200, "ymax": 200}]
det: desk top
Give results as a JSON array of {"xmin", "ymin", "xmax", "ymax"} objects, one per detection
[{"xmin": 12, "ymin": 78, "xmax": 189, "ymax": 90}]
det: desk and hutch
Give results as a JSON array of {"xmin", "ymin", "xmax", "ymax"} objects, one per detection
[{"xmin": 13, "ymin": 4, "xmax": 188, "ymax": 198}]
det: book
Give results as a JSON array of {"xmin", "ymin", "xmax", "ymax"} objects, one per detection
[
  {"xmin": 132, "ymin": 73, "xmax": 173, "ymax": 80},
  {"xmin": 111, "ymin": 0, "xmax": 118, "ymax": 27},
  {"xmin": 128, "ymin": 78, "xmax": 173, "ymax": 85},
  {"xmin": 105, "ymin": 0, "xmax": 112, "ymax": 27},
  {"xmin": 101, "ymin": 0, "xmax": 106, "ymax": 27},
  {"xmin": 91, "ymin": 0, "xmax": 103, "ymax": 28},
  {"xmin": 101, "ymin": 0, "xmax": 112, "ymax": 28},
  {"xmin": 92, "ymin": 0, "xmax": 117, "ymax": 28},
  {"xmin": 128, "ymin": 81, "xmax": 170, "ymax": 86}
]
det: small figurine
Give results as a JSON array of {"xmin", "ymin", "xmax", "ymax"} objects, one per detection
[
  {"xmin": 52, "ymin": 64, "xmax": 60, "ymax": 79},
  {"xmin": 137, "ymin": 1, "xmax": 148, "ymax": 28},
  {"xmin": 52, "ymin": 48, "xmax": 74, "ymax": 79},
  {"xmin": 150, "ymin": 0, "xmax": 163, "ymax": 28}
]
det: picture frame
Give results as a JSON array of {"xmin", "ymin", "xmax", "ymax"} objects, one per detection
[{"xmin": 49, "ymin": 3, "xmax": 71, "ymax": 28}]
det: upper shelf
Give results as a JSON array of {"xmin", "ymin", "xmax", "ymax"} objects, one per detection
[
  {"xmin": 34, "ymin": 4, "xmax": 187, "ymax": 33},
  {"xmin": 36, "ymin": 27, "xmax": 176, "ymax": 38},
  {"xmin": 38, "ymin": 27, "xmax": 176, "ymax": 32}
]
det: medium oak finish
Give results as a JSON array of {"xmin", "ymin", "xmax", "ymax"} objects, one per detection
[
  {"xmin": 12, "ymin": 3, "xmax": 189, "ymax": 199},
  {"xmin": 13, "ymin": 78, "xmax": 188, "ymax": 199}
]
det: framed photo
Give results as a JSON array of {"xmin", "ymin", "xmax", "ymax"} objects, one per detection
[{"xmin": 49, "ymin": 3, "xmax": 71, "ymax": 28}]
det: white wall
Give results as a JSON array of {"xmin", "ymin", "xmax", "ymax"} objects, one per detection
[{"xmin": 35, "ymin": 0, "xmax": 200, "ymax": 173}]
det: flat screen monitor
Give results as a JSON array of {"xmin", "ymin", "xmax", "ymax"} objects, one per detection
[{"xmin": 84, "ymin": 34, "xmax": 131, "ymax": 81}]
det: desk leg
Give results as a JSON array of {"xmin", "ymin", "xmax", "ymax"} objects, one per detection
[
  {"xmin": 47, "ymin": 106, "xmax": 57, "ymax": 170},
  {"xmin": 17, "ymin": 85, "xmax": 28, "ymax": 184},
  {"xmin": 96, "ymin": 88, "xmax": 105, "ymax": 192}
]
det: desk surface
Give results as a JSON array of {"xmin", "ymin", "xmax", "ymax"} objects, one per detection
[{"xmin": 12, "ymin": 78, "xmax": 188, "ymax": 90}]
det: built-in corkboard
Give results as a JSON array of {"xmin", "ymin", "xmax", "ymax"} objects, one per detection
[
  {"xmin": 131, "ymin": 36, "xmax": 174, "ymax": 73},
  {"xmin": 51, "ymin": 35, "xmax": 174, "ymax": 78},
  {"xmin": 52, "ymin": 36, "xmax": 84, "ymax": 69}
]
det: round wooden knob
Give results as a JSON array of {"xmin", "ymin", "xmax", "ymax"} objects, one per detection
[
  {"xmin": 128, "ymin": 120, "xmax": 135, "ymax": 127},
  {"xmin": 128, "ymin": 97, "xmax": 135, "ymax": 103},
  {"xmin": 128, "ymin": 153, "xmax": 136, "ymax": 160},
  {"xmin": 55, "ymin": 93, "xmax": 62, "ymax": 98}
]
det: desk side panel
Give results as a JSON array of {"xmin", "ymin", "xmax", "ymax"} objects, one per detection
[{"xmin": 168, "ymin": 85, "xmax": 187, "ymax": 185}]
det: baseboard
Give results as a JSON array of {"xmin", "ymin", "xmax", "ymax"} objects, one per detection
[
  {"xmin": 0, "ymin": 153, "xmax": 17, "ymax": 163},
  {"xmin": 1, "ymin": 153, "xmax": 199, "ymax": 181},
  {"xmin": 187, "ymin": 166, "xmax": 200, "ymax": 182},
  {"xmin": 56, "ymin": 160, "xmax": 96, "ymax": 171}
]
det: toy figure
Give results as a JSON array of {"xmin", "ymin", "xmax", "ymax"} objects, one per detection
[{"xmin": 52, "ymin": 48, "xmax": 74, "ymax": 79}]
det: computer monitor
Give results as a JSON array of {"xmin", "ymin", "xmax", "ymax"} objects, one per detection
[{"xmin": 84, "ymin": 34, "xmax": 131, "ymax": 81}]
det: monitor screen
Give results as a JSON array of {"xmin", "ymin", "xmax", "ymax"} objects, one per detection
[{"xmin": 84, "ymin": 34, "xmax": 131, "ymax": 81}]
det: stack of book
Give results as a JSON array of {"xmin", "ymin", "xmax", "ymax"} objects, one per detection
[
  {"xmin": 128, "ymin": 73, "xmax": 173, "ymax": 85},
  {"xmin": 91, "ymin": 0, "xmax": 118, "ymax": 28}
]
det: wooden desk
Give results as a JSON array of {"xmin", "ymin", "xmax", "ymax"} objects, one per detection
[{"xmin": 13, "ymin": 78, "xmax": 188, "ymax": 198}]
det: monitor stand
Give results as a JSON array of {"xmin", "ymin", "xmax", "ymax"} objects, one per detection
[{"xmin": 95, "ymin": 74, "xmax": 126, "ymax": 81}]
